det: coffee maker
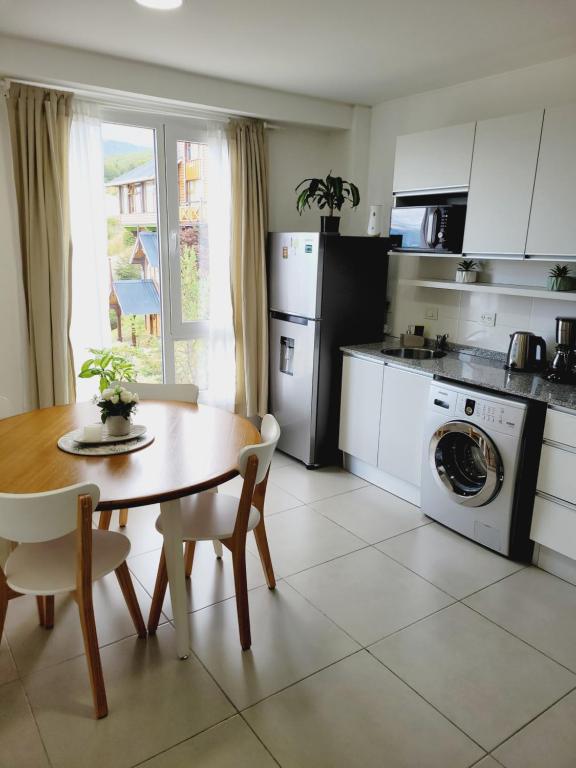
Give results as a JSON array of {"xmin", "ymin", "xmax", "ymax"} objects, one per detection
[{"xmin": 544, "ymin": 317, "xmax": 576, "ymax": 383}]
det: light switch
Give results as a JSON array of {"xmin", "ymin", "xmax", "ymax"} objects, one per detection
[
  {"xmin": 480, "ymin": 312, "xmax": 496, "ymax": 326},
  {"xmin": 425, "ymin": 306, "xmax": 439, "ymax": 320}
]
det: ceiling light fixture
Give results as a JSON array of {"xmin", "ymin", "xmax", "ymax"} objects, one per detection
[{"xmin": 134, "ymin": 0, "xmax": 183, "ymax": 10}]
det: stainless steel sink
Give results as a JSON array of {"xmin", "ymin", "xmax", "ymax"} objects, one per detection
[{"xmin": 382, "ymin": 347, "xmax": 446, "ymax": 360}]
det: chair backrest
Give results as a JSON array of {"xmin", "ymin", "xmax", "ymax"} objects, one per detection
[
  {"xmin": 238, "ymin": 414, "xmax": 281, "ymax": 485},
  {"xmin": 0, "ymin": 396, "xmax": 11, "ymax": 419},
  {"xmin": 114, "ymin": 382, "xmax": 198, "ymax": 404},
  {"xmin": 0, "ymin": 483, "xmax": 100, "ymax": 543}
]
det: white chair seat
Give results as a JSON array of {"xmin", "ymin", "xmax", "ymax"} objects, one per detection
[
  {"xmin": 5, "ymin": 530, "xmax": 131, "ymax": 596},
  {"xmin": 155, "ymin": 493, "xmax": 261, "ymax": 542}
]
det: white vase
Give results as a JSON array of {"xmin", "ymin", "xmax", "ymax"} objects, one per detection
[
  {"xmin": 456, "ymin": 270, "xmax": 477, "ymax": 283},
  {"xmin": 106, "ymin": 415, "xmax": 131, "ymax": 437}
]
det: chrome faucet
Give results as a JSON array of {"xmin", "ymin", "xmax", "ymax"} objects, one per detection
[{"xmin": 435, "ymin": 333, "xmax": 449, "ymax": 352}]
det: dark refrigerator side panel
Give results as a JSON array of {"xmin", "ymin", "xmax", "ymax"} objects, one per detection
[{"xmin": 312, "ymin": 236, "xmax": 391, "ymax": 466}]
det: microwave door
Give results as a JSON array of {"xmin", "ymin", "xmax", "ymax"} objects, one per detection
[{"xmin": 425, "ymin": 208, "xmax": 439, "ymax": 249}]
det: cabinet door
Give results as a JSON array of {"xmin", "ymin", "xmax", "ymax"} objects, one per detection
[
  {"xmin": 463, "ymin": 110, "xmax": 543, "ymax": 257},
  {"xmin": 393, "ymin": 123, "xmax": 475, "ymax": 194},
  {"xmin": 338, "ymin": 356, "xmax": 383, "ymax": 466},
  {"xmin": 526, "ymin": 103, "xmax": 576, "ymax": 258},
  {"xmin": 378, "ymin": 366, "xmax": 431, "ymax": 486}
]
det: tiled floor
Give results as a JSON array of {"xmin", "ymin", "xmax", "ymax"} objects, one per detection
[{"xmin": 4, "ymin": 453, "xmax": 576, "ymax": 767}]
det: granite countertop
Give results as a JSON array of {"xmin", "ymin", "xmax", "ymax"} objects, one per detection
[{"xmin": 341, "ymin": 339, "xmax": 576, "ymax": 411}]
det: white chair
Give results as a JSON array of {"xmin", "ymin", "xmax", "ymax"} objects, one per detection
[
  {"xmin": 99, "ymin": 382, "xmax": 199, "ymax": 530},
  {"xmin": 148, "ymin": 414, "xmax": 280, "ymax": 650},
  {"xmin": 0, "ymin": 483, "xmax": 146, "ymax": 719}
]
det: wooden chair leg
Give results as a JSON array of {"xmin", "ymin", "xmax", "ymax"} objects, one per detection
[
  {"xmin": 232, "ymin": 550, "xmax": 251, "ymax": 650},
  {"xmin": 76, "ymin": 588, "xmax": 108, "ymax": 719},
  {"xmin": 253, "ymin": 518, "xmax": 276, "ymax": 589},
  {"xmin": 148, "ymin": 548, "xmax": 168, "ymax": 635},
  {"xmin": 36, "ymin": 596, "xmax": 45, "ymax": 626},
  {"xmin": 44, "ymin": 596, "xmax": 55, "ymax": 629},
  {"xmin": 0, "ymin": 577, "xmax": 8, "ymax": 640},
  {"xmin": 98, "ymin": 510, "xmax": 112, "ymax": 530},
  {"xmin": 114, "ymin": 562, "xmax": 146, "ymax": 639},
  {"xmin": 184, "ymin": 541, "xmax": 196, "ymax": 579},
  {"xmin": 118, "ymin": 508, "xmax": 129, "ymax": 528}
]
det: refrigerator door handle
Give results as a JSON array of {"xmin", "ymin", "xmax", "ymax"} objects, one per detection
[{"xmin": 270, "ymin": 310, "xmax": 309, "ymax": 325}]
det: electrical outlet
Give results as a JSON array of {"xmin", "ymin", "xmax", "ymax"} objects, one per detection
[
  {"xmin": 425, "ymin": 306, "xmax": 439, "ymax": 321},
  {"xmin": 480, "ymin": 312, "xmax": 496, "ymax": 326}
]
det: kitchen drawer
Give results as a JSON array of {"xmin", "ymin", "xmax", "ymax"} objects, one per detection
[
  {"xmin": 531, "ymin": 494, "xmax": 576, "ymax": 561},
  {"xmin": 537, "ymin": 444, "xmax": 576, "ymax": 505},
  {"xmin": 543, "ymin": 408, "xmax": 576, "ymax": 449}
]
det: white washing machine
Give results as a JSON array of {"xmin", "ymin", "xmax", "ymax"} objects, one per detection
[{"xmin": 421, "ymin": 381, "xmax": 533, "ymax": 559}]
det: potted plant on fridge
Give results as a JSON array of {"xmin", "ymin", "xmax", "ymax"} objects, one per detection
[
  {"xmin": 455, "ymin": 259, "xmax": 479, "ymax": 284},
  {"xmin": 295, "ymin": 172, "xmax": 360, "ymax": 234},
  {"xmin": 547, "ymin": 264, "xmax": 574, "ymax": 292}
]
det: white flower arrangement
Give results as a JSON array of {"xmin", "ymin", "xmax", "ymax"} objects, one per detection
[{"xmin": 94, "ymin": 385, "xmax": 139, "ymax": 423}]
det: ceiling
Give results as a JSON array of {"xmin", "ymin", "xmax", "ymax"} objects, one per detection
[{"xmin": 1, "ymin": 0, "xmax": 576, "ymax": 105}]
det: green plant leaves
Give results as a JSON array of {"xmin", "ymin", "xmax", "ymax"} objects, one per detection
[{"xmin": 295, "ymin": 172, "xmax": 360, "ymax": 215}]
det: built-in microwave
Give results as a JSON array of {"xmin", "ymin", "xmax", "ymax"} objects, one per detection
[{"xmin": 390, "ymin": 205, "xmax": 466, "ymax": 254}]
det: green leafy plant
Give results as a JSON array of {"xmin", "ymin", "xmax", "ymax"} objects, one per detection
[
  {"xmin": 95, "ymin": 385, "xmax": 139, "ymax": 424},
  {"xmin": 79, "ymin": 348, "xmax": 136, "ymax": 393},
  {"xmin": 549, "ymin": 264, "xmax": 571, "ymax": 278},
  {"xmin": 295, "ymin": 172, "xmax": 360, "ymax": 216},
  {"xmin": 457, "ymin": 259, "xmax": 479, "ymax": 272}
]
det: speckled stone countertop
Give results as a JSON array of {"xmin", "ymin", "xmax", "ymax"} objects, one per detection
[{"xmin": 341, "ymin": 339, "xmax": 576, "ymax": 411}]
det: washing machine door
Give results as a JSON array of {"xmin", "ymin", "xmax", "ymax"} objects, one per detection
[{"xmin": 429, "ymin": 420, "xmax": 504, "ymax": 507}]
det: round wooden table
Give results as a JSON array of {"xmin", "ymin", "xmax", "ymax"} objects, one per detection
[{"xmin": 0, "ymin": 401, "xmax": 260, "ymax": 657}]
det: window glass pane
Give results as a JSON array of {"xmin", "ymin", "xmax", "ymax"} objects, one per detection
[
  {"xmin": 177, "ymin": 140, "xmax": 209, "ymax": 323},
  {"xmin": 174, "ymin": 339, "xmax": 208, "ymax": 389},
  {"xmin": 102, "ymin": 122, "xmax": 163, "ymax": 383}
]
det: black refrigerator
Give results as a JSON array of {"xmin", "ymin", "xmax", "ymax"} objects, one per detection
[{"xmin": 268, "ymin": 232, "xmax": 391, "ymax": 468}]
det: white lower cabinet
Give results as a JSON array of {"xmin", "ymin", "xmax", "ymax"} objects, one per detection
[
  {"xmin": 338, "ymin": 355, "xmax": 384, "ymax": 467},
  {"xmin": 377, "ymin": 365, "xmax": 431, "ymax": 487}
]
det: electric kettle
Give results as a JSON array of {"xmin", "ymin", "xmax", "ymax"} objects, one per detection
[{"xmin": 505, "ymin": 332, "xmax": 547, "ymax": 372}]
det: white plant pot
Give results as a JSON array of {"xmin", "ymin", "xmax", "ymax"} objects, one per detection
[
  {"xmin": 456, "ymin": 270, "xmax": 477, "ymax": 283},
  {"xmin": 106, "ymin": 415, "xmax": 131, "ymax": 436}
]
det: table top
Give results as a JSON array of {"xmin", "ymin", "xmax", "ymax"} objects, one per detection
[{"xmin": 0, "ymin": 401, "xmax": 260, "ymax": 510}]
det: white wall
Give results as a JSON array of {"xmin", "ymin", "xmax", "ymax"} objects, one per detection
[
  {"xmin": 367, "ymin": 53, "xmax": 576, "ymax": 352},
  {"xmin": 0, "ymin": 98, "xmax": 30, "ymax": 414}
]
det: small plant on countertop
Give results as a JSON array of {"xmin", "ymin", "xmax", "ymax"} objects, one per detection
[
  {"xmin": 79, "ymin": 348, "xmax": 136, "ymax": 393},
  {"xmin": 456, "ymin": 259, "xmax": 479, "ymax": 284},
  {"xmin": 547, "ymin": 264, "xmax": 574, "ymax": 292},
  {"xmin": 457, "ymin": 259, "xmax": 479, "ymax": 272}
]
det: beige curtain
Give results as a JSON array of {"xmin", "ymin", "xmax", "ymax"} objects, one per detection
[
  {"xmin": 228, "ymin": 119, "xmax": 269, "ymax": 417},
  {"xmin": 6, "ymin": 83, "xmax": 75, "ymax": 407}
]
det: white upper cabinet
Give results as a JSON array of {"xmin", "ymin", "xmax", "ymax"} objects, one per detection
[
  {"xmin": 393, "ymin": 123, "xmax": 475, "ymax": 194},
  {"xmin": 463, "ymin": 110, "xmax": 544, "ymax": 257},
  {"xmin": 526, "ymin": 103, "xmax": 576, "ymax": 258}
]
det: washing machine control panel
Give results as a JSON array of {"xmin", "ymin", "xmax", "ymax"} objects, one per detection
[{"xmin": 429, "ymin": 384, "xmax": 525, "ymax": 436}]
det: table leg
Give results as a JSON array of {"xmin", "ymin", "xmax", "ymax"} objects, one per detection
[{"xmin": 159, "ymin": 499, "xmax": 189, "ymax": 659}]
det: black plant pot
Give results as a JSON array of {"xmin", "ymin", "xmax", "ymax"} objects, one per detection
[{"xmin": 320, "ymin": 215, "xmax": 340, "ymax": 234}]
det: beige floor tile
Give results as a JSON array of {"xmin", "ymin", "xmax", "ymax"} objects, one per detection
[
  {"xmin": 287, "ymin": 547, "xmax": 453, "ymax": 645},
  {"xmin": 218, "ymin": 476, "xmax": 303, "ymax": 515},
  {"xmin": 371, "ymin": 603, "xmax": 576, "ymax": 751},
  {"xmin": 245, "ymin": 651, "xmax": 484, "ymax": 768},
  {"xmin": 494, "ymin": 689, "xmax": 576, "ymax": 768},
  {"xmin": 0, "ymin": 635, "xmax": 18, "ymax": 686},
  {"xmin": 377, "ymin": 523, "xmax": 524, "ymax": 598},
  {"xmin": 270, "ymin": 464, "xmax": 367, "ymax": 504},
  {"xmin": 129, "ymin": 540, "xmax": 267, "ymax": 619},
  {"xmin": 93, "ymin": 504, "xmax": 164, "ymax": 556},
  {"xmin": 23, "ymin": 625, "xmax": 234, "ymax": 768},
  {"xmin": 6, "ymin": 572, "xmax": 152, "ymax": 674},
  {"xmin": 311, "ymin": 485, "xmax": 429, "ymax": 543},
  {"xmin": 246, "ymin": 505, "xmax": 365, "ymax": 577},
  {"xmin": 0, "ymin": 680, "xmax": 50, "ymax": 768},
  {"xmin": 465, "ymin": 567, "xmax": 576, "ymax": 672},
  {"xmin": 139, "ymin": 715, "xmax": 276, "ymax": 767},
  {"xmin": 473, "ymin": 758, "xmax": 501, "ymax": 768},
  {"xmin": 270, "ymin": 450, "xmax": 299, "ymax": 470},
  {"xmin": 5, "ymin": 572, "xmax": 153, "ymax": 677},
  {"xmin": 187, "ymin": 582, "xmax": 359, "ymax": 710}
]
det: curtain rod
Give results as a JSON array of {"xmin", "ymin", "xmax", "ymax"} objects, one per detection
[{"xmin": 2, "ymin": 76, "xmax": 282, "ymax": 129}]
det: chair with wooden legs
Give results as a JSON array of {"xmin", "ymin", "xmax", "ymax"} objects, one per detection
[
  {"xmin": 148, "ymin": 414, "xmax": 280, "ymax": 650},
  {"xmin": 0, "ymin": 483, "xmax": 146, "ymax": 719},
  {"xmin": 98, "ymin": 382, "xmax": 199, "ymax": 531}
]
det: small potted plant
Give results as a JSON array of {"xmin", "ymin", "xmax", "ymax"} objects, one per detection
[
  {"xmin": 95, "ymin": 385, "xmax": 139, "ymax": 437},
  {"xmin": 547, "ymin": 264, "xmax": 574, "ymax": 292},
  {"xmin": 79, "ymin": 348, "xmax": 136, "ymax": 393},
  {"xmin": 456, "ymin": 259, "xmax": 479, "ymax": 284},
  {"xmin": 295, "ymin": 172, "xmax": 360, "ymax": 234}
]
